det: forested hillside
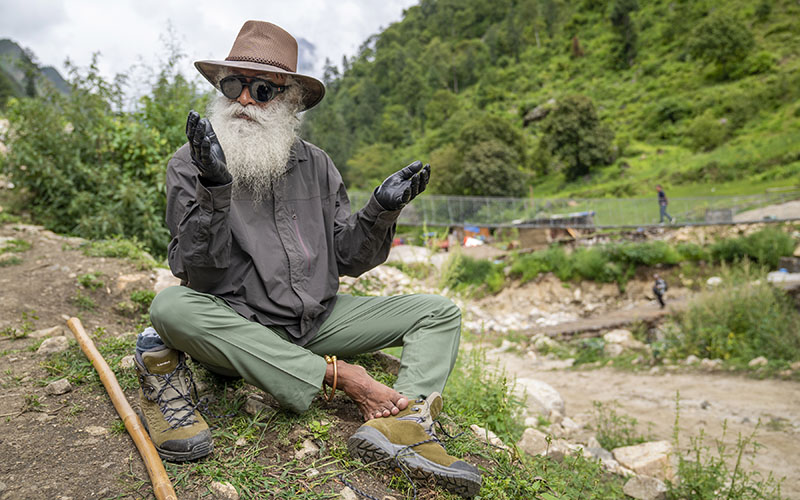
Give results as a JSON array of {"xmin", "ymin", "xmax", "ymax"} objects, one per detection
[{"xmin": 302, "ymin": 0, "xmax": 800, "ymax": 198}]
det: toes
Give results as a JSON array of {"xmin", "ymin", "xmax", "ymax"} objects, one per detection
[
  {"xmin": 390, "ymin": 406, "xmax": 400, "ymax": 416},
  {"xmin": 394, "ymin": 396, "xmax": 409, "ymax": 410}
]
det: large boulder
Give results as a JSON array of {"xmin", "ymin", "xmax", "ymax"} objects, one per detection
[{"xmin": 516, "ymin": 427, "xmax": 548, "ymax": 456}]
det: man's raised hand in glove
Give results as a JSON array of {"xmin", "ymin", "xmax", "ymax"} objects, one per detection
[
  {"xmin": 186, "ymin": 110, "xmax": 232, "ymax": 186},
  {"xmin": 374, "ymin": 161, "xmax": 431, "ymax": 211}
]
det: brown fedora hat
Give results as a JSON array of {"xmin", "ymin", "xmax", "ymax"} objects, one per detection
[{"xmin": 195, "ymin": 20, "xmax": 325, "ymax": 111}]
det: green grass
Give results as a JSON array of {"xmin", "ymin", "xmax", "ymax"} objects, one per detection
[
  {"xmin": 0, "ymin": 238, "xmax": 32, "ymax": 253},
  {"xmin": 77, "ymin": 272, "xmax": 105, "ymax": 291},
  {"xmin": 665, "ymin": 263, "xmax": 800, "ymax": 364},
  {"xmin": 80, "ymin": 237, "xmax": 157, "ymax": 270}
]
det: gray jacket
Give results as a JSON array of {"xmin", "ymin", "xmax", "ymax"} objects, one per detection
[{"xmin": 166, "ymin": 140, "xmax": 401, "ymax": 345}]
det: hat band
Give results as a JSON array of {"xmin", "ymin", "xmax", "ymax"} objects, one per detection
[{"xmin": 225, "ymin": 55, "xmax": 292, "ymax": 72}]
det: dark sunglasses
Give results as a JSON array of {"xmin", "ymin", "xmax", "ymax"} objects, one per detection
[{"xmin": 219, "ymin": 75, "xmax": 287, "ymax": 103}]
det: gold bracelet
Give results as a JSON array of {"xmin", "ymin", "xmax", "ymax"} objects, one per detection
[{"xmin": 322, "ymin": 355, "xmax": 337, "ymax": 402}]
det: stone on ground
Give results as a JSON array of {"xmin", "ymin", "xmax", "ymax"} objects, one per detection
[
  {"xmin": 516, "ymin": 378, "xmax": 565, "ymax": 417},
  {"xmin": 517, "ymin": 427, "xmax": 548, "ymax": 456},
  {"xmin": 209, "ymin": 481, "xmax": 239, "ymax": 500},
  {"xmin": 623, "ymin": 475, "xmax": 668, "ymax": 500},
  {"xmin": 470, "ymin": 424, "xmax": 508, "ymax": 450},
  {"xmin": 46, "ymin": 379, "xmax": 72, "ymax": 395},
  {"xmin": 612, "ymin": 440, "xmax": 674, "ymax": 480},
  {"xmin": 30, "ymin": 326, "xmax": 64, "ymax": 339},
  {"xmin": 36, "ymin": 336, "xmax": 69, "ymax": 355}
]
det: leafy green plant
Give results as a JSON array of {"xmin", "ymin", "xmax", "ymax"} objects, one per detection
[
  {"xmin": 130, "ymin": 290, "xmax": 156, "ymax": 313},
  {"xmin": 77, "ymin": 272, "xmax": 105, "ymax": 291}
]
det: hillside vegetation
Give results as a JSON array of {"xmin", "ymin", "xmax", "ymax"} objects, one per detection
[{"xmin": 303, "ymin": 0, "xmax": 800, "ymax": 198}]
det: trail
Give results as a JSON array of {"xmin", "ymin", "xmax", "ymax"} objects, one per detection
[{"xmin": 486, "ymin": 337, "xmax": 800, "ymax": 498}]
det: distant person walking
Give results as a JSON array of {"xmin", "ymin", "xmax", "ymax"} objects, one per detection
[
  {"xmin": 653, "ymin": 274, "xmax": 668, "ymax": 309},
  {"xmin": 656, "ymin": 184, "xmax": 675, "ymax": 224}
]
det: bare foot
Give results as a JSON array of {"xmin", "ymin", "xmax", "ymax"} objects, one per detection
[{"xmin": 326, "ymin": 359, "xmax": 409, "ymax": 421}]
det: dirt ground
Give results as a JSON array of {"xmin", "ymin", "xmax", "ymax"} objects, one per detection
[
  {"xmin": 2, "ymin": 219, "xmax": 799, "ymax": 499},
  {"xmin": 487, "ymin": 351, "xmax": 800, "ymax": 498}
]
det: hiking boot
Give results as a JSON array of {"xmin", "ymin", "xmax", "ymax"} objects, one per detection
[
  {"xmin": 347, "ymin": 392, "xmax": 481, "ymax": 498},
  {"xmin": 134, "ymin": 346, "xmax": 213, "ymax": 462}
]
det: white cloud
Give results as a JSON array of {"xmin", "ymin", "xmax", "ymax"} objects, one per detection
[{"xmin": 0, "ymin": 0, "xmax": 417, "ymax": 87}]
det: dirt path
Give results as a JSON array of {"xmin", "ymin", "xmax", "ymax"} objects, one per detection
[{"xmin": 488, "ymin": 350, "xmax": 800, "ymax": 497}]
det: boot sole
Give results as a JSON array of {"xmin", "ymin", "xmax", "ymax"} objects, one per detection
[
  {"xmin": 134, "ymin": 407, "xmax": 213, "ymax": 462},
  {"xmin": 348, "ymin": 426, "xmax": 481, "ymax": 498}
]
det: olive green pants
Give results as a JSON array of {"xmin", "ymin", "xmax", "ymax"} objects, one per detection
[{"xmin": 149, "ymin": 286, "xmax": 462, "ymax": 413}]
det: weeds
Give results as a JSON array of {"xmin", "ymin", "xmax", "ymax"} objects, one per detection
[
  {"xmin": 81, "ymin": 237, "xmax": 156, "ymax": 270},
  {"xmin": 0, "ymin": 238, "xmax": 31, "ymax": 253},
  {"xmin": 440, "ymin": 252, "xmax": 505, "ymax": 296},
  {"xmin": 666, "ymin": 264, "xmax": 800, "ymax": 363},
  {"xmin": 77, "ymin": 272, "xmax": 105, "ymax": 290},
  {"xmin": 591, "ymin": 401, "xmax": 653, "ymax": 450},
  {"xmin": 0, "ymin": 310, "xmax": 38, "ymax": 339},
  {"xmin": 0, "ymin": 256, "xmax": 22, "ymax": 267},
  {"xmin": 129, "ymin": 290, "xmax": 156, "ymax": 313},
  {"xmin": 72, "ymin": 291, "xmax": 97, "ymax": 311},
  {"xmin": 668, "ymin": 394, "xmax": 785, "ymax": 499}
]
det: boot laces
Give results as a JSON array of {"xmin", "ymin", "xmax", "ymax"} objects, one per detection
[{"xmin": 140, "ymin": 357, "xmax": 203, "ymax": 430}]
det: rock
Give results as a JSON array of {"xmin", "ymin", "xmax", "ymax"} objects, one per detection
[
  {"xmin": 30, "ymin": 326, "xmax": 64, "ymax": 339},
  {"xmin": 612, "ymin": 440, "xmax": 674, "ymax": 480},
  {"xmin": 115, "ymin": 273, "xmax": 145, "ymax": 292},
  {"xmin": 489, "ymin": 339, "xmax": 514, "ymax": 354},
  {"xmin": 560, "ymin": 417, "xmax": 580, "ymax": 434},
  {"xmin": 748, "ymin": 356, "xmax": 768, "ymax": 367},
  {"xmin": 604, "ymin": 343, "xmax": 625, "ymax": 358},
  {"xmin": 767, "ymin": 271, "xmax": 800, "ymax": 284},
  {"xmin": 516, "ymin": 378, "xmax": 565, "ymax": 416},
  {"xmin": 340, "ymin": 487, "xmax": 359, "ymax": 500},
  {"xmin": 684, "ymin": 355, "xmax": 700, "ymax": 365},
  {"xmin": 294, "ymin": 438, "xmax": 320, "ymax": 460},
  {"xmin": 306, "ymin": 468, "xmax": 319, "ymax": 478},
  {"xmin": 470, "ymin": 424, "xmax": 508, "ymax": 450},
  {"xmin": 700, "ymin": 358, "xmax": 722, "ymax": 370},
  {"xmin": 623, "ymin": 476, "xmax": 668, "ymax": 500},
  {"xmin": 235, "ymin": 437, "xmax": 247, "ymax": 447},
  {"xmin": 791, "ymin": 361, "xmax": 800, "ymax": 371},
  {"xmin": 587, "ymin": 436, "xmax": 602, "ymax": 449},
  {"xmin": 545, "ymin": 439, "xmax": 572, "ymax": 462},
  {"xmin": 37, "ymin": 336, "xmax": 69, "ymax": 355},
  {"xmin": 244, "ymin": 395, "xmax": 273, "ymax": 416},
  {"xmin": 46, "ymin": 378, "xmax": 72, "ymax": 395},
  {"xmin": 517, "ymin": 427, "xmax": 548, "ymax": 456},
  {"xmin": 153, "ymin": 268, "xmax": 181, "ymax": 294},
  {"xmin": 84, "ymin": 425, "xmax": 108, "ymax": 436},
  {"xmin": 587, "ymin": 447, "xmax": 614, "ymax": 461},
  {"xmin": 119, "ymin": 355, "xmax": 135, "ymax": 370},
  {"xmin": 706, "ymin": 276, "xmax": 723, "ymax": 287},
  {"xmin": 209, "ymin": 481, "xmax": 239, "ymax": 500},
  {"xmin": 386, "ymin": 245, "xmax": 433, "ymax": 265}
]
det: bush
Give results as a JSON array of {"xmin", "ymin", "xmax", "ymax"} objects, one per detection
[
  {"xmin": 710, "ymin": 228, "xmax": 795, "ymax": 267},
  {"xmin": 2, "ymin": 52, "xmax": 207, "ymax": 259},
  {"xmin": 667, "ymin": 267, "xmax": 800, "ymax": 362},
  {"xmin": 440, "ymin": 252, "xmax": 505, "ymax": 295}
]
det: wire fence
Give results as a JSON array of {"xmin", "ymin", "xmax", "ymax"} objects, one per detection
[{"xmin": 348, "ymin": 189, "xmax": 800, "ymax": 228}]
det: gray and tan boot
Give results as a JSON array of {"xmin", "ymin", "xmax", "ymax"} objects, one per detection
[
  {"xmin": 347, "ymin": 393, "xmax": 481, "ymax": 498},
  {"xmin": 134, "ymin": 346, "xmax": 213, "ymax": 462}
]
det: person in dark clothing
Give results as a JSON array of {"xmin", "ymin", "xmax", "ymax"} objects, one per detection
[
  {"xmin": 653, "ymin": 274, "xmax": 668, "ymax": 308},
  {"xmin": 131, "ymin": 20, "xmax": 480, "ymax": 497},
  {"xmin": 656, "ymin": 184, "xmax": 675, "ymax": 224}
]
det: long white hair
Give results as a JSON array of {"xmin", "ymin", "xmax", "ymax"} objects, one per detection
[{"xmin": 206, "ymin": 76, "xmax": 304, "ymax": 201}]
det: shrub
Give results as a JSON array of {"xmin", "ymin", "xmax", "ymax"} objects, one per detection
[
  {"xmin": 592, "ymin": 401, "xmax": 652, "ymax": 450},
  {"xmin": 440, "ymin": 252, "xmax": 505, "ymax": 295},
  {"xmin": 667, "ymin": 267, "xmax": 800, "ymax": 362},
  {"xmin": 710, "ymin": 228, "xmax": 795, "ymax": 267}
]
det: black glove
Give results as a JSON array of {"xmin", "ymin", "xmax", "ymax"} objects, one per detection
[
  {"xmin": 374, "ymin": 161, "xmax": 430, "ymax": 211},
  {"xmin": 186, "ymin": 110, "xmax": 232, "ymax": 185}
]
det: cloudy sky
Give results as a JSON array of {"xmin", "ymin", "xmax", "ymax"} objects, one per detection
[{"xmin": 0, "ymin": 0, "xmax": 418, "ymax": 86}]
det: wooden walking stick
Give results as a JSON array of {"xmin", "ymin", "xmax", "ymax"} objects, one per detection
[{"xmin": 67, "ymin": 317, "xmax": 177, "ymax": 500}]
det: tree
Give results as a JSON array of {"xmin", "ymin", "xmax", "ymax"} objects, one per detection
[
  {"xmin": 687, "ymin": 12, "xmax": 754, "ymax": 79},
  {"xmin": 609, "ymin": 0, "xmax": 638, "ymax": 69},
  {"xmin": 538, "ymin": 95, "xmax": 615, "ymax": 181}
]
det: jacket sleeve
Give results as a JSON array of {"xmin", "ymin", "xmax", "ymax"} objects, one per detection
[
  {"xmin": 331, "ymin": 168, "xmax": 401, "ymax": 278},
  {"xmin": 165, "ymin": 148, "xmax": 233, "ymax": 291}
]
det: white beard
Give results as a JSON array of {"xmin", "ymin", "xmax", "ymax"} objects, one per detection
[{"xmin": 206, "ymin": 91, "xmax": 302, "ymax": 201}]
